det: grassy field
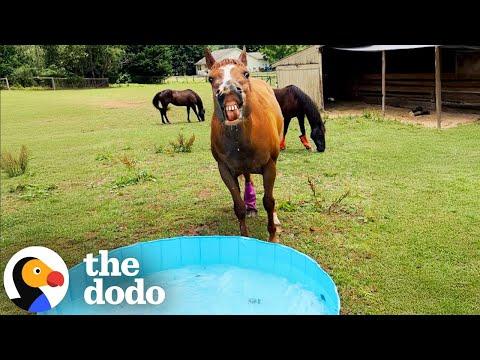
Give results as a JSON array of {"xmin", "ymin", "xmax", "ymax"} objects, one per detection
[{"xmin": 1, "ymin": 83, "xmax": 479, "ymax": 314}]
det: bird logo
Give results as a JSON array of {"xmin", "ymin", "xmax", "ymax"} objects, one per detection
[{"xmin": 3, "ymin": 246, "xmax": 69, "ymax": 313}]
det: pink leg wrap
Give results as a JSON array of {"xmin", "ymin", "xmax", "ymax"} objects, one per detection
[{"xmin": 244, "ymin": 182, "xmax": 257, "ymax": 212}]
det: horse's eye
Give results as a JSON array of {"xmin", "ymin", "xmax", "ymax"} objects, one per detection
[
  {"xmin": 208, "ymin": 77, "xmax": 213, "ymax": 83},
  {"xmin": 244, "ymin": 72, "xmax": 250, "ymax": 79}
]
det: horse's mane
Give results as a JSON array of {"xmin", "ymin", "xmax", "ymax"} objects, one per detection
[
  {"xmin": 210, "ymin": 59, "xmax": 244, "ymax": 70},
  {"xmin": 287, "ymin": 85, "xmax": 325, "ymax": 133}
]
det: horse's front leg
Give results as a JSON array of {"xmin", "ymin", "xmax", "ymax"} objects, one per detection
[
  {"xmin": 262, "ymin": 160, "xmax": 280, "ymax": 243},
  {"xmin": 218, "ymin": 162, "xmax": 248, "ymax": 237},
  {"xmin": 298, "ymin": 114, "xmax": 312, "ymax": 151},
  {"xmin": 187, "ymin": 106, "xmax": 191, "ymax": 122}
]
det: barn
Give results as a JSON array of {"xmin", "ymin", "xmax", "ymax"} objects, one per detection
[
  {"xmin": 272, "ymin": 46, "xmax": 325, "ymax": 110},
  {"xmin": 272, "ymin": 45, "xmax": 480, "ymax": 128}
]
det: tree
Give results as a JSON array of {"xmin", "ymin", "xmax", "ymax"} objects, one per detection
[
  {"xmin": 1, "ymin": 46, "xmax": 44, "ymax": 86},
  {"xmin": 260, "ymin": 45, "xmax": 308, "ymax": 63},
  {"xmin": 120, "ymin": 46, "xmax": 172, "ymax": 82},
  {"xmin": 42, "ymin": 45, "xmax": 60, "ymax": 68},
  {"xmin": 84, "ymin": 45, "xmax": 125, "ymax": 79},
  {"xmin": 0, "ymin": 46, "xmax": 22, "ymax": 77},
  {"xmin": 57, "ymin": 45, "xmax": 88, "ymax": 76},
  {"xmin": 169, "ymin": 45, "xmax": 205, "ymax": 75}
]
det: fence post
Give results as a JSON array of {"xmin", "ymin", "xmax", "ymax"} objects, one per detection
[
  {"xmin": 5, "ymin": 77, "xmax": 10, "ymax": 90},
  {"xmin": 51, "ymin": 77, "xmax": 56, "ymax": 91}
]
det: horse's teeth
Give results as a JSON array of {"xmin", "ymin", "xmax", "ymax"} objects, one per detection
[{"xmin": 226, "ymin": 104, "xmax": 239, "ymax": 111}]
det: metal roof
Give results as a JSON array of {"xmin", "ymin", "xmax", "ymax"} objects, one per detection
[
  {"xmin": 271, "ymin": 45, "xmax": 322, "ymax": 67},
  {"xmin": 332, "ymin": 45, "xmax": 480, "ymax": 52},
  {"xmin": 333, "ymin": 45, "xmax": 436, "ymax": 52}
]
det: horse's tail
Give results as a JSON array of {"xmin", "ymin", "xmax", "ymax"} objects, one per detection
[
  {"xmin": 152, "ymin": 92, "xmax": 163, "ymax": 111},
  {"xmin": 193, "ymin": 92, "xmax": 204, "ymax": 112},
  {"xmin": 290, "ymin": 85, "xmax": 326, "ymax": 152},
  {"xmin": 192, "ymin": 91, "xmax": 205, "ymax": 120}
]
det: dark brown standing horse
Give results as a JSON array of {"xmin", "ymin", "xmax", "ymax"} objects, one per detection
[
  {"xmin": 274, "ymin": 85, "xmax": 326, "ymax": 152},
  {"xmin": 206, "ymin": 48, "xmax": 284, "ymax": 243},
  {"xmin": 152, "ymin": 89, "xmax": 205, "ymax": 124}
]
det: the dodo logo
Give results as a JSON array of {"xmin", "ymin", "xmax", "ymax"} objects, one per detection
[{"xmin": 3, "ymin": 246, "xmax": 69, "ymax": 313}]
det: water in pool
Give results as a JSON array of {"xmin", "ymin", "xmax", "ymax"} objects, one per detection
[{"xmin": 58, "ymin": 265, "xmax": 328, "ymax": 314}]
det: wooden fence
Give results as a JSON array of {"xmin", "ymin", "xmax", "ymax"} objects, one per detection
[
  {"xmin": 0, "ymin": 77, "xmax": 10, "ymax": 90},
  {"xmin": 164, "ymin": 75, "xmax": 208, "ymax": 84},
  {"xmin": 164, "ymin": 72, "xmax": 278, "ymax": 87},
  {"xmin": 32, "ymin": 77, "xmax": 109, "ymax": 90}
]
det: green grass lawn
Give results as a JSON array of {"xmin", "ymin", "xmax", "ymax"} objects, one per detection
[{"xmin": 1, "ymin": 83, "xmax": 479, "ymax": 314}]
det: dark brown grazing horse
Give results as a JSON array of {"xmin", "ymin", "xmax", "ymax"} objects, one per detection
[
  {"xmin": 206, "ymin": 48, "xmax": 284, "ymax": 243},
  {"xmin": 152, "ymin": 89, "xmax": 205, "ymax": 124},
  {"xmin": 274, "ymin": 85, "xmax": 326, "ymax": 152}
]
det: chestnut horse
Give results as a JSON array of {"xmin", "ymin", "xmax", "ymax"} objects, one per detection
[
  {"xmin": 206, "ymin": 48, "xmax": 283, "ymax": 242},
  {"xmin": 152, "ymin": 89, "xmax": 205, "ymax": 124}
]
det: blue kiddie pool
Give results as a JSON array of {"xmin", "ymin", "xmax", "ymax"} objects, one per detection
[{"xmin": 43, "ymin": 236, "xmax": 340, "ymax": 315}]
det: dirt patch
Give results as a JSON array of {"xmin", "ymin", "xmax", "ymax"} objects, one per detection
[
  {"xmin": 182, "ymin": 221, "xmax": 218, "ymax": 236},
  {"xmin": 197, "ymin": 188, "xmax": 213, "ymax": 200},
  {"xmin": 100, "ymin": 100, "xmax": 146, "ymax": 109},
  {"xmin": 324, "ymin": 101, "xmax": 480, "ymax": 128},
  {"xmin": 84, "ymin": 231, "xmax": 99, "ymax": 241}
]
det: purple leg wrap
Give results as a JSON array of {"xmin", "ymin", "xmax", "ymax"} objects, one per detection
[{"xmin": 244, "ymin": 182, "xmax": 257, "ymax": 211}]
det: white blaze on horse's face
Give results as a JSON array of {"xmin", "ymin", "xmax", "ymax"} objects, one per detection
[{"xmin": 218, "ymin": 64, "xmax": 236, "ymax": 93}]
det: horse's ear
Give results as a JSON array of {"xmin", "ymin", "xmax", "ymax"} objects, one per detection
[
  {"xmin": 239, "ymin": 46, "xmax": 248, "ymax": 66},
  {"xmin": 205, "ymin": 48, "xmax": 215, "ymax": 70}
]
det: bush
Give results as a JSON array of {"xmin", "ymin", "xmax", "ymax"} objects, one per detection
[
  {"xmin": 1, "ymin": 145, "xmax": 29, "ymax": 177},
  {"xmin": 10, "ymin": 65, "xmax": 35, "ymax": 87},
  {"xmin": 362, "ymin": 110, "xmax": 383, "ymax": 122},
  {"xmin": 115, "ymin": 73, "xmax": 132, "ymax": 84},
  {"xmin": 154, "ymin": 145, "xmax": 164, "ymax": 154},
  {"xmin": 9, "ymin": 183, "xmax": 57, "ymax": 201},
  {"xmin": 112, "ymin": 170, "xmax": 157, "ymax": 189},
  {"xmin": 119, "ymin": 155, "xmax": 136, "ymax": 169},
  {"xmin": 170, "ymin": 133, "xmax": 195, "ymax": 153},
  {"xmin": 39, "ymin": 65, "xmax": 68, "ymax": 77},
  {"xmin": 95, "ymin": 152, "xmax": 112, "ymax": 161}
]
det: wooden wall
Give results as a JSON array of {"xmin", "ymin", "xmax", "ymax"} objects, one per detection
[
  {"xmin": 353, "ymin": 73, "xmax": 480, "ymax": 110},
  {"xmin": 277, "ymin": 64, "xmax": 324, "ymax": 109},
  {"xmin": 274, "ymin": 45, "xmax": 324, "ymax": 109}
]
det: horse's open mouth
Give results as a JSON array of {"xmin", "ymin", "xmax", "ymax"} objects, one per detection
[{"xmin": 223, "ymin": 96, "xmax": 243, "ymax": 125}]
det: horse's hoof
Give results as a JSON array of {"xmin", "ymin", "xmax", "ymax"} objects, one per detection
[
  {"xmin": 269, "ymin": 235, "xmax": 279, "ymax": 243},
  {"xmin": 273, "ymin": 212, "xmax": 281, "ymax": 225},
  {"xmin": 246, "ymin": 209, "xmax": 258, "ymax": 218}
]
